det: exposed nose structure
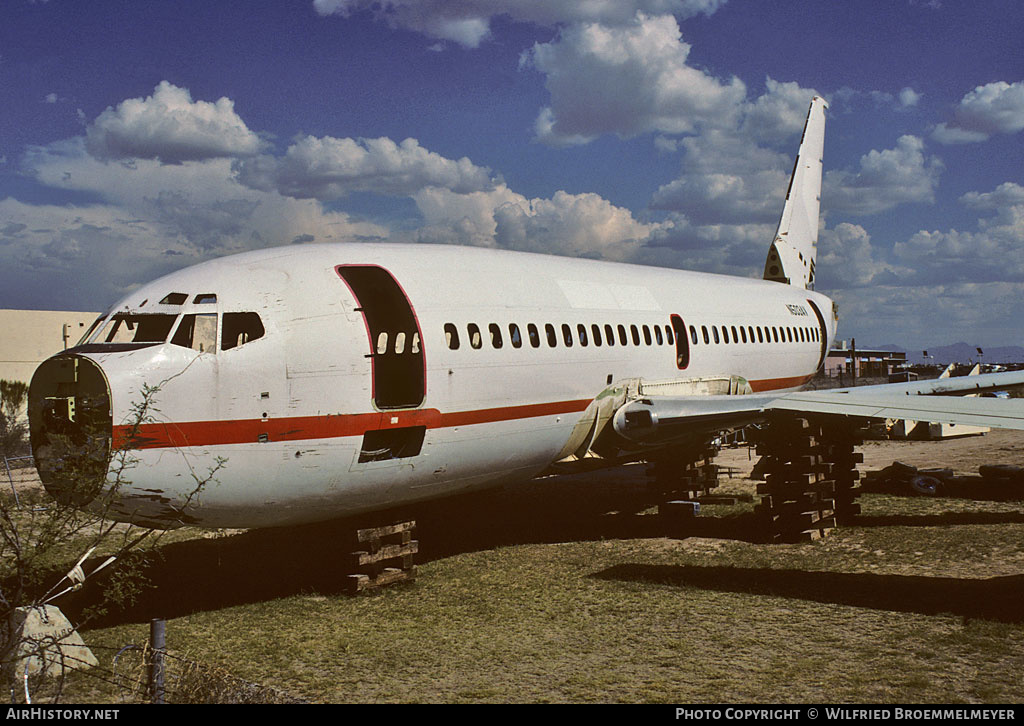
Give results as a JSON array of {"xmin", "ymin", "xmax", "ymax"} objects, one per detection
[{"xmin": 28, "ymin": 354, "xmax": 113, "ymax": 506}]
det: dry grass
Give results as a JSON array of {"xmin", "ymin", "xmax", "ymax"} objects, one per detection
[{"xmin": 43, "ymin": 431, "xmax": 1024, "ymax": 703}]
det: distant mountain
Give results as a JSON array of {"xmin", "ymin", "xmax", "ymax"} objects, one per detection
[{"xmin": 865, "ymin": 342, "xmax": 1024, "ymax": 365}]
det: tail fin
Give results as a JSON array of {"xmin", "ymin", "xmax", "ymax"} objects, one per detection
[{"xmin": 763, "ymin": 95, "xmax": 828, "ymax": 289}]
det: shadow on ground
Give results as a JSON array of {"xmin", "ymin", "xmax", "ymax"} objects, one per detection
[
  {"xmin": 62, "ymin": 466, "xmax": 1024, "ymax": 628},
  {"xmin": 853, "ymin": 511, "xmax": 1024, "ymax": 528},
  {"xmin": 68, "ymin": 471, "xmax": 761, "ymax": 628},
  {"xmin": 593, "ymin": 563, "xmax": 1024, "ymax": 623}
]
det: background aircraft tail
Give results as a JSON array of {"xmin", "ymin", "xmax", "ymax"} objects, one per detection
[{"xmin": 763, "ymin": 96, "xmax": 828, "ymax": 289}]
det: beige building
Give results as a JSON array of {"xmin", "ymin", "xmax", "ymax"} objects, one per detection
[{"xmin": 0, "ymin": 309, "xmax": 100, "ymax": 386}]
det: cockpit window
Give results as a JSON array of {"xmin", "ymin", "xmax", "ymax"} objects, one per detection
[
  {"xmin": 194, "ymin": 293, "xmax": 217, "ymax": 304},
  {"xmin": 171, "ymin": 313, "xmax": 218, "ymax": 353},
  {"xmin": 160, "ymin": 293, "xmax": 188, "ymax": 305},
  {"xmin": 89, "ymin": 313, "xmax": 179, "ymax": 345},
  {"xmin": 221, "ymin": 312, "xmax": 265, "ymax": 350},
  {"xmin": 77, "ymin": 315, "xmax": 105, "ymax": 346}
]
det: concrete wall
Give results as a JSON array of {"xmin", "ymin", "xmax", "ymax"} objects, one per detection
[{"xmin": 0, "ymin": 309, "xmax": 100, "ymax": 386}]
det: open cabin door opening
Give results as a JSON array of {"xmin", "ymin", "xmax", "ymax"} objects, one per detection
[
  {"xmin": 337, "ymin": 265, "xmax": 425, "ymax": 410},
  {"xmin": 806, "ymin": 298, "xmax": 829, "ymax": 371}
]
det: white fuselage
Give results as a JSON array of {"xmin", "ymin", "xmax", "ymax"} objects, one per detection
[{"xmin": 32, "ymin": 243, "xmax": 837, "ymax": 528}]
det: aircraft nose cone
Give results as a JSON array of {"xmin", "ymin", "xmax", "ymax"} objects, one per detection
[{"xmin": 28, "ymin": 354, "xmax": 113, "ymax": 505}]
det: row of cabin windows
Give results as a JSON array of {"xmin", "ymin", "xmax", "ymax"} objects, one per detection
[
  {"xmin": 444, "ymin": 320, "xmax": 820, "ymax": 352},
  {"xmin": 695, "ymin": 323, "xmax": 820, "ymax": 346},
  {"xmin": 444, "ymin": 322, "xmax": 677, "ymax": 351}
]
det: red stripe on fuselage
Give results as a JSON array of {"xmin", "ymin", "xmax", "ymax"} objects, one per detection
[
  {"xmin": 749, "ymin": 373, "xmax": 816, "ymax": 392},
  {"xmin": 113, "ymin": 372, "xmax": 815, "ymax": 450},
  {"xmin": 114, "ymin": 399, "xmax": 593, "ymax": 450}
]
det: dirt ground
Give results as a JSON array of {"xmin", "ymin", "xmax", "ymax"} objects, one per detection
[
  {"xmin": 716, "ymin": 427, "xmax": 1024, "ymax": 479},
  {"xmin": 2, "ymin": 456, "xmax": 41, "ymax": 494}
]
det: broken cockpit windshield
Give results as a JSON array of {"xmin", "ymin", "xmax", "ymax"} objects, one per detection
[
  {"xmin": 87, "ymin": 313, "xmax": 179, "ymax": 346},
  {"xmin": 77, "ymin": 309, "xmax": 266, "ymax": 353}
]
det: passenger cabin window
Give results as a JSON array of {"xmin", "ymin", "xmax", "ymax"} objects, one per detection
[
  {"xmin": 510, "ymin": 323, "xmax": 522, "ymax": 348},
  {"xmin": 221, "ymin": 312, "xmax": 265, "ymax": 350},
  {"xmin": 617, "ymin": 325, "xmax": 627, "ymax": 346},
  {"xmin": 577, "ymin": 324, "xmax": 588, "ymax": 347},
  {"xmin": 528, "ymin": 323, "xmax": 540, "ymax": 348},
  {"xmin": 468, "ymin": 323, "xmax": 482, "ymax": 349},
  {"xmin": 489, "ymin": 323, "xmax": 503, "ymax": 349},
  {"xmin": 591, "ymin": 324, "xmax": 603, "ymax": 346},
  {"xmin": 670, "ymin": 314, "xmax": 690, "ymax": 369},
  {"xmin": 545, "ymin": 324, "xmax": 557, "ymax": 347},
  {"xmin": 561, "ymin": 324, "xmax": 573, "ymax": 347},
  {"xmin": 445, "ymin": 323, "xmax": 460, "ymax": 350},
  {"xmin": 604, "ymin": 324, "xmax": 615, "ymax": 346},
  {"xmin": 656, "ymin": 326, "xmax": 664, "ymax": 345}
]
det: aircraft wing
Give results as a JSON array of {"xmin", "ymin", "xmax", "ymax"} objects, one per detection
[{"xmin": 612, "ymin": 370, "xmax": 1024, "ymax": 446}]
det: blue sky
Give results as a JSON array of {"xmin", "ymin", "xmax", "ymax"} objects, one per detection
[{"xmin": 1, "ymin": 0, "xmax": 1022, "ymax": 350}]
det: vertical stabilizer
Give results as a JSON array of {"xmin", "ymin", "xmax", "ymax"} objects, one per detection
[{"xmin": 763, "ymin": 96, "xmax": 828, "ymax": 289}]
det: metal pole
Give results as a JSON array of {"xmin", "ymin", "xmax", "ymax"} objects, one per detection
[
  {"xmin": 4, "ymin": 456, "xmax": 21, "ymax": 507},
  {"xmin": 149, "ymin": 618, "xmax": 165, "ymax": 704},
  {"xmin": 851, "ymin": 337, "xmax": 857, "ymax": 387}
]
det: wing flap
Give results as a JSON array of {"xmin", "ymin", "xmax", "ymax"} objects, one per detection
[
  {"xmin": 611, "ymin": 370, "xmax": 1024, "ymax": 446},
  {"xmin": 768, "ymin": 391, "xmax": 1024, "ymax": 430}
]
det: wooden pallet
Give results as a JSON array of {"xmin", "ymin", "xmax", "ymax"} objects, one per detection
[
  {"xmin": 754, "ymin": 418, "xmax": 835, "ymax": 543},
  {"xmin": 647, "ymin": 446, "xmax": 721, "ymax": 500},
  {"xmin": 754, "ymin": 417, "xmax": 867, "ymax": 542},
  {"xmin": 819, "ymin": 425, "xmax": 865, "ymax": 525},
  {"xmin": 345, "ymin": 521, "xmax": 418, "ymax": 594},
  {"xmin": 658, "ymin": 500, "xmax": 700, "ymax": 539}
]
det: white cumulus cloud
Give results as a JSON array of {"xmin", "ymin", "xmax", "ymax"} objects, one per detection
[
  {"xmin": 234, "ymin": 135, "xmax": 497, "ymax": 199},
  {"xmin": 5, "ymin": 137, "xmax": 388, "ymax": 309},
  {"xmin": 312, "ymin": 0, "xmax": 728, "ymax": 48},
  {"xmin": 412, "ymin": 184, "xmax": 670, "ymax": 260},
  {"xmin": 932, "ymin": 81, "xmax": 1024, "ymax": 144},
  {"xmin": 650, "ymin": 130, "xmax": 790, "ymax": 224},
  {"xmin": 522, "ymin": 13, "xmax": 746, "ymax": 146},
  {"xmin": 815, "ymin": 223, "xmax": 892, "ymax": 290},
  {"xmin": 85, "ymin": 81, "xmax": 265, "ymax": 164},
  {"xmin": 823, "ymin": 135, "xmax": 943, "ymax": 216},
  {"xmin": 892, "ymin": 182, "xmax": 1024, "ymax": 284}
]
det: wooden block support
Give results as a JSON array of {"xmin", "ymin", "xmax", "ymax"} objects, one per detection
[
  {"xmin": 647, "ymin": 446, "xmax": 721, "ymax": 501},
  {"xmin": 345, "ymin": 520, "xmax": 418, "ymax": 594},
  {"xmin": 755, "ymin": 417, "xmax": 843, "ymax": 543},
  {"xmin": 659, "ymin": 500, "xmax": 699, "ymax": 538}
]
